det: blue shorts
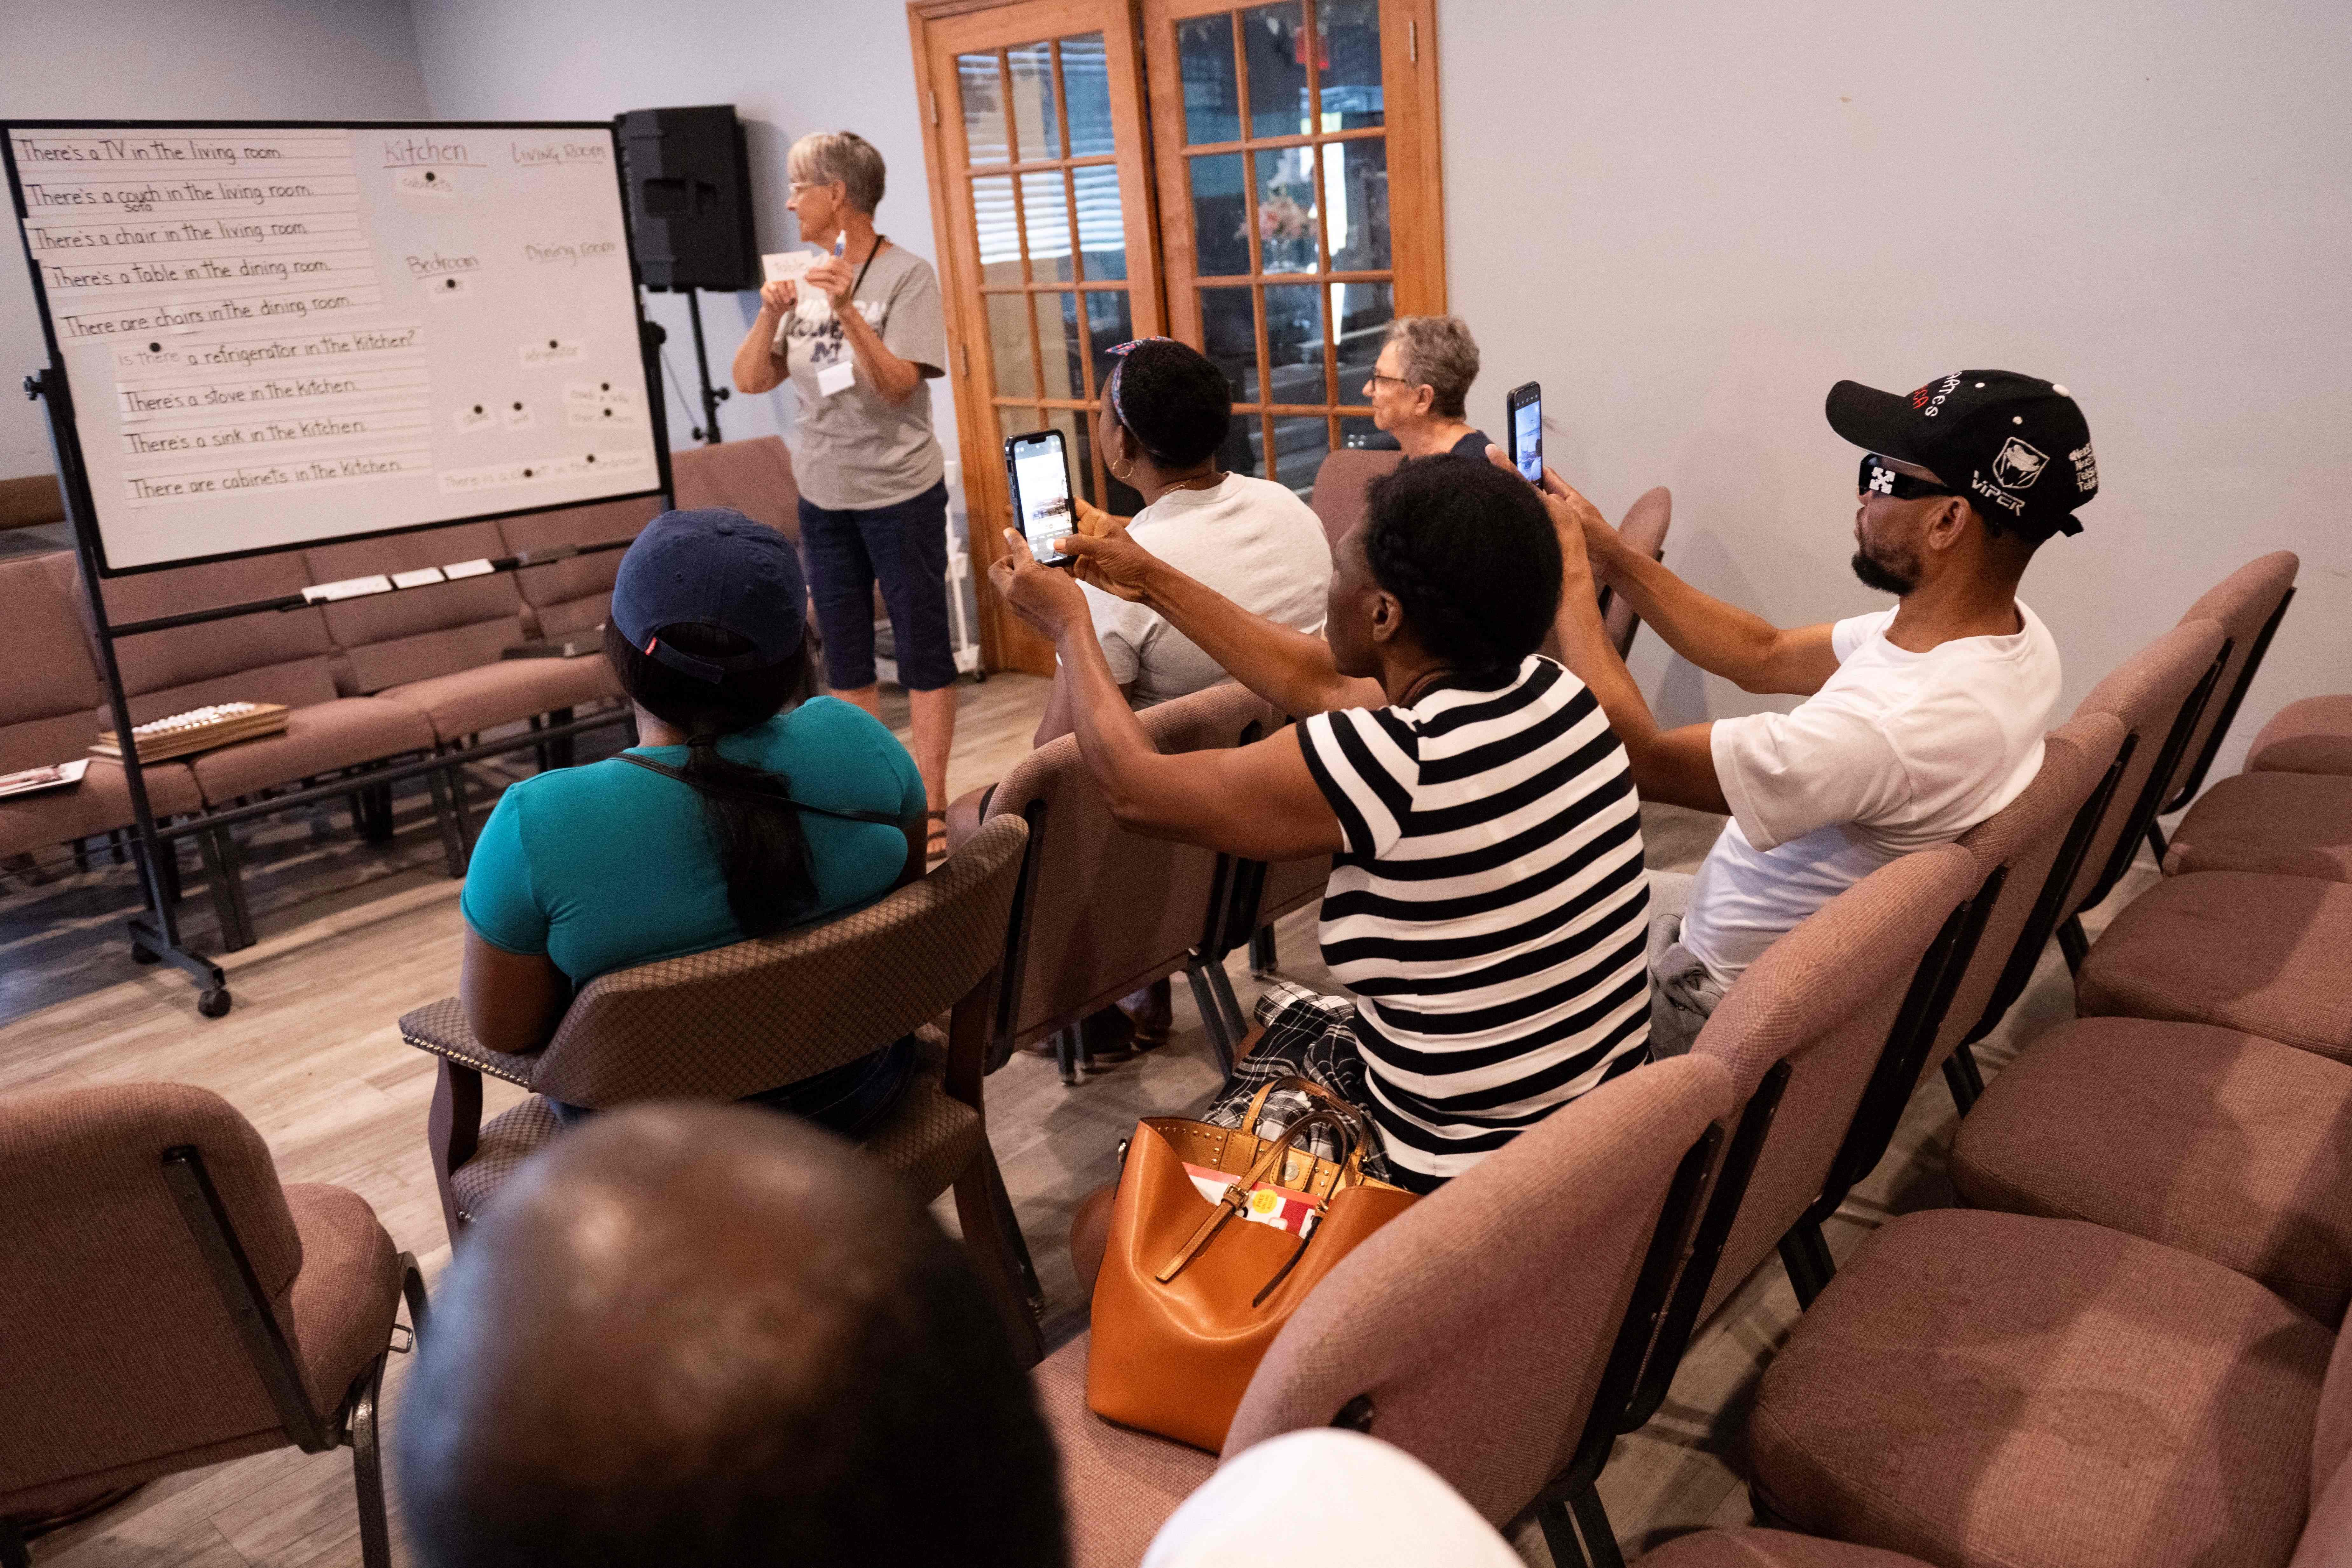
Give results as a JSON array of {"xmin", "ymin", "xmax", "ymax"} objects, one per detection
[{"xmin": 798, "ymin": 480, "xmax": 957, "ymax": 692}]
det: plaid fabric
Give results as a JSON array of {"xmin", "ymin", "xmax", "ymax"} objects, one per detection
[{"xmin": 1203, "ymin": 982, "xmax": 1416, "ymax": 1191}]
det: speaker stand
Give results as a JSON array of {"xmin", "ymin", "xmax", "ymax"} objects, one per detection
[{"xmin": 683, "ymin": 289, "xmax": 729, "ymax": 445}]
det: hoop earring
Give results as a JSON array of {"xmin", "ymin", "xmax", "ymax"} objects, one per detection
[{"xmin": 1109, "ymin": 457, "xmax": 1136, "ymax": 482}]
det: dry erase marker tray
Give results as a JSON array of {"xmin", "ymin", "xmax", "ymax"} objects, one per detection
[{"xmin": 93, "ymin": 703, "xmax": 290, "ymax": 763}]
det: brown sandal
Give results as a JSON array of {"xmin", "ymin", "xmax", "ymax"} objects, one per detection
[{"xmin": 925, "ymin": 809, "xmax": 949, "ymax": 863}]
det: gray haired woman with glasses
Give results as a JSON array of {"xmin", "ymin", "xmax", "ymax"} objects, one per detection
[{"xmin": 1362, "ymin": 315, "xmax": 1494, "ymax": 461}]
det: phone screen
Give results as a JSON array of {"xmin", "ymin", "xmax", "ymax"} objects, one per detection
[
  {"xmin": 1512, "ymin": 393, "xmax": 1544, "ymax": 483},
  {"xmin": 1008, "ymin": 433, "xmax": 1074, "ymax": 565}
]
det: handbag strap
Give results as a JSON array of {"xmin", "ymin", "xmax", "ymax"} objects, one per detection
[
  {"xmin": 1238, "ymin": 1073, "xmax": 1355, "ymax": 1139},
  {"xmin": 1155, "ymin": 1106, "xmax": 1360, "ymax": 1287},
  {"xmin": 614, "ymin": 749, "xmax": 906, "ymax": 826}
]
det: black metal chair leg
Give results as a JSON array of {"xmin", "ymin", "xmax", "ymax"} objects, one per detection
[
  {"xmin": 1184, "ymin": 959, "xmax": 1237, "ymax": 1077},
  {"xmin": 1538, "ymin": 1498, "xmax": 1591, "ymax": 1568},
  {"xmin": 425, "ymin": 767, "xmax": 470, "ymax": 877},
  {"xmin": 1204, "ymin": 957, "xmax": 1248, "ymax": 1046},
  {"xmin": 1777, "ymin": 1217, "xmax": 1837, "ymax": 1309},
  {"xmin": 1943, "ymin": 1043, "xmax": 1985, "ymax": 1115},
  {"xmin": 347, "ymin": 1354, "xmax": 392, "ymax": 1568},
  {"xmin": 0, "ymin": 1517, "xmax": 28, "ymax": 1568},
  {"xmin": 1052, "ymin": 1027, "xmax": 1080, "ymax": 1087},
  {"xmin": 1568, "ymin": 1482, "xmax": 1627, "ymax": 1568},
  {"xmin": 196, "ymin": 824, "xmax": 255, "ymax": 952},
  {"xmin": 546, "ymin": 706, "xmax": 576, "ymax": 770},
  {"xmin": 2144, "ymin": 819, "xmax": 2169, "ymax": 865},
  {"xmin": 1248, "ymin": 924, "xmax": 1278, "ymax": 977},
  {"xmin": 2057, "ymin": 913, "xmax": 2092, "ymax": 975}
]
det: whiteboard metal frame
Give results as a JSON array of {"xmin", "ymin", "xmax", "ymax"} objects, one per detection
[{"xmin": 1, "ymin": 118, "xmax": 675, "ymax": 578}]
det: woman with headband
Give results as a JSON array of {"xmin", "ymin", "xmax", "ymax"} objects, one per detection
[
  {"xmin": 960, "ymin": 337, "xmax": 1331, "ymax": 1057},
  {"xmin": 1061, "ymin": 337, "xmax": 1331, "ymax": 722}
]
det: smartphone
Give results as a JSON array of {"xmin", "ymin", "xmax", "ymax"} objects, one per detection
[
  {"xmin": 1506, "ymin": 381, "xmax": 1543, "ymax": 483},
  {"xmin": 1005, "ymin": 429, "xmax": 1076, "ymax": 567}
]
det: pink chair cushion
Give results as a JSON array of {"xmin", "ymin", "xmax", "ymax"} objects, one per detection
[
  {"xmin": 2165, "ymin": 772, "xmax": 2352, "ymax": 883},
  {"xmin": 1749, "ymin": 1208, "xmax": 2332, "ymax": 1568}
]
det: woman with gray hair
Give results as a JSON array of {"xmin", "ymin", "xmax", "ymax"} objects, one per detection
[
  {"xmin": 1362, "ymin": 315, "xmax": 1494, "ymax": 461},
  {"xmin": 732, "ymin": 130, "xmax": 959, "ymax": 860}
]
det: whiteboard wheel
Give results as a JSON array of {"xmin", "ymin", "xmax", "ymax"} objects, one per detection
[{"xmin": 198, "ymin": 987, "xmax": 233, "ymax": 1019}]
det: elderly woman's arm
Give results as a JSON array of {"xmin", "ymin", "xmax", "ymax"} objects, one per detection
[
  {"xmin": 989, "ymin": 533, "xmax": 1345, "ymax": 860},
  {"xmin": 733, "ymin": 280, "xmax": 795, "ymax": 395},
  {"xmin": 804, "ymin": 252, "xmax": 926, "ymax": 407}
]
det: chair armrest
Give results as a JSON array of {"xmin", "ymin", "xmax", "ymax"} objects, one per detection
[{"xmin": 397, "ymin": 996, "xmax": 538, "ymax": 1088}]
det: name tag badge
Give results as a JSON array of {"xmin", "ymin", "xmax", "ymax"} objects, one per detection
[{"xmin": 816, "ymin": 360, "xmax": 856, "ymax": 398}]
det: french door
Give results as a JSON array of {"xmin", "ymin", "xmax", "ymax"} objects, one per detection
[{"xmin": 911, "ymin": 0, "xmax": 1442, "ymax": 675}]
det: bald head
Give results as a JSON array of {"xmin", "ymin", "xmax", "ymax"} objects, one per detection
[{"xmin": 396, "ymin": 1104, "xmax": 1065, "ymax": 1568}]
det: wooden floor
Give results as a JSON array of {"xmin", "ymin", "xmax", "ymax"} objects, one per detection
[{"xmin": 0, "ymin": 673, "xmax": 2155, "ymax": 1566}]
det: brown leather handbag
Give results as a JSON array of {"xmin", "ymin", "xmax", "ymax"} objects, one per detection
[{"xmin": 1086, "ymin": 1077, "xmax": 1419, "ymax": 1451}]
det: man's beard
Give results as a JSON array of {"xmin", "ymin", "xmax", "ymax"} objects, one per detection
[{"xmin": 1851, "ymin": 546, "xmax": 1919, "ymax": 596}]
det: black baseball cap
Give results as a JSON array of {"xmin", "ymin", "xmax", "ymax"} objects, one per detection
[
  {"xmin": 1826, "ymin": 369, "xmax": 2097, "ymax": 538},
  {"xmin": 609, "ymin": 508, "xmax": 805, "ymax": 682}
]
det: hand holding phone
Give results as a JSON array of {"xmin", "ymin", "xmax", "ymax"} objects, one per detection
[
  {"xmin": 1005, "ymin": 430, "xmax": 1077, "ymax": 567},
  {"xmin": 1506, "ymin": 381, "xmax": 1544, "ymax": 484}
]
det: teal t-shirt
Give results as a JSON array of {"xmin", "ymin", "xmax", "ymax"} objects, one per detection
[{"xmin": 460, "ymin": 698, "xmax": 925, "ymax": 984}]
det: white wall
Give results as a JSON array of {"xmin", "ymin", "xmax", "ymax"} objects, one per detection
[
  {"xmin": 1437, "ymin": 0, "xmax": 2352, "ymax": 773},
  {"xmin": 0, "ymin": 0, "xmax": 429, "ymax": 476},
  {"xmin": 407, "ymin": 0, "xmax": 953, "ymax": 463}
]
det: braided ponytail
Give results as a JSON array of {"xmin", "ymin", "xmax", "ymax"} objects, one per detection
[{"xmin": 604, "ymin": 621, "xmax": 821, "ymax": 936}]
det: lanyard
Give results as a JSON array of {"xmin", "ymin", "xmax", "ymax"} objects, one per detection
[{"xmin": 846, "ymin": 236, "xmax": 884, "ymax": 307}]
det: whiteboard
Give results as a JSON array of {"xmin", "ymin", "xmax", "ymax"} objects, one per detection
[{"xmin": 3, "ymin": 121, "xmax": 666, "ymax": 573}]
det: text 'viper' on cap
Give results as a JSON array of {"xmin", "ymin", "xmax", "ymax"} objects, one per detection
[
  {"xmin": 609, "ymin": 508, "xmax": 806, "ymax": 682},
  {"xmin": 1826, "ymin": 370, "xmax": 2098, "ymax": 537}
]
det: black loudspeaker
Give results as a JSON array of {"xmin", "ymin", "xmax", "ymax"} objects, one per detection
[{"xmin": 616, "ymin": 105, "xmax": 759, "ymax": 292}]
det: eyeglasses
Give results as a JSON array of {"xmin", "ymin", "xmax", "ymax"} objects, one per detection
[
  {"xmin": 787, "ymin": 180, "xmax": 836, "ymax": 195},
  {"xmin": 1364, "ymin": 372, "xmax": 1413, "ymax": 389},
  {"xmin": 1859, "ymin": 454, "xmax": 1955, "ymax": 501}
]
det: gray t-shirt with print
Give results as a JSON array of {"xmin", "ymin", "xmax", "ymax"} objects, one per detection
[{"xmin": 777, "ymin": 241, "xmax": 948, "ymax": 512}]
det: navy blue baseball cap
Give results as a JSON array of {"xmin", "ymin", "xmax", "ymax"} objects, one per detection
[{"xmin": 609, "ymin": 508, "xmax": 805, "ymax": 683}]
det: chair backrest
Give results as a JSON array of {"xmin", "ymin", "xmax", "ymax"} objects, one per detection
[
  {"xmin": 2059, "ymin": 619, "xmax": 2227, "ymax": 918},
  {"xmin": 1683, "ymin": 844, "xmax": 1982, "ymax": 1325},
  {"xmin": 1307, "ymin": 449, "xmax": 1404, "ymax": 552},
  {"xmin": 498, "ymin": 495, "xmax": 663, "ymax": 641},
  {"xmin": 1221, "ymin": 705, "xmax": 1331, "ymax": 944},
  {"xmin": 0, "ymin": 553, "xmax": 106, "ymax": 771},
  {"xmin": 530, "ymin": 816, "xmax": 1029, "ymax": 1108},
  {"xmin": 987, "ymin": 682, "xmax": 1263, "ymax": 1050},
  {"xmin": 2163, "ymin": 550, "xmax": 2298, "ymax": 813},
  {"xmin": 0, "ymin": 471, "xmax": 66, "ymax": 532},
  {"xmin": 1929, "ymin": 712, "xmax": 2128, "ymax": 1072},
  {"xmin": 671, "ymin": 436, "xmax": 804, "ymax": 540},
  {"xmin": 1219, "ymin": 1053, "xmax": 1735, "ymax": 1526},
  {"xmin": 83, "ymin": 550, "xmax": 344, "ymax": 723},
  {"xmin": 1603, "ymin": 486, "xmax": 1671, "ymax": 658},
  {"xmin": 2315, "ymin": 1324, "xmax": 2352, "ymax": 1516},
  {"xmin": 305, "ymin": 521, "xmax": 528, "ymax": 693},
  {"xmin": 0, "ymin": 1083, "xmax": 309, "ymax": 1503}
]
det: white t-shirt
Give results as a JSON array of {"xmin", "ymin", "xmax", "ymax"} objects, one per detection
[
  {"xmin": 1679, "ymin": 602, "xmax": 2061, "ymax": 983},
  {"xmin": 1078, "ymin": 473, "xmax": 1331, "ymax": 707}
]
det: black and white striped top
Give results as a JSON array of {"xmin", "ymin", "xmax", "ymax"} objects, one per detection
[{"xmin": 1297, "ymin": 656, "xmax": 1653, "ymax": 1185}]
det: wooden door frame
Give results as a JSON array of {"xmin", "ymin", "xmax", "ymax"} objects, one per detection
[{"xmin": 908, "ymin": 0, "xmax": 1166, "ymax": 676}]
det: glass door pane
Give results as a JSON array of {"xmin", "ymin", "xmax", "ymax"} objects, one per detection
[
  {"xmin": 1147, "ymin": 0, "xmax": 1431, "ymax": 499},
  {"xmin": 920, "ymin": 0, "xmax": 1164, "ymax": 674}
]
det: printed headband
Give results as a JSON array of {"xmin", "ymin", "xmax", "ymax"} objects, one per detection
[{"xmin": 1102, "ymin": 336, "xmax": 1178, "ymax": 434}]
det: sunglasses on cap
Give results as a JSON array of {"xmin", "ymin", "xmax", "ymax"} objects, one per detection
[{"xmin": 1859, "ymin": 454, "xmax": 1956, "ymax": 501}]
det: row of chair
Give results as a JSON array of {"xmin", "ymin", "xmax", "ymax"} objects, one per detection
[
  {"xmin": 0, "ymin": 544, "xmax": 2313, "ymax": 1564},
  {"xmin": 1718, "ymin": 554, "xmax": 2348, "ymax": 1568},
  {"xmin": 0, "ymin": 437, "xmax": 805, "ymax": 950}
]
